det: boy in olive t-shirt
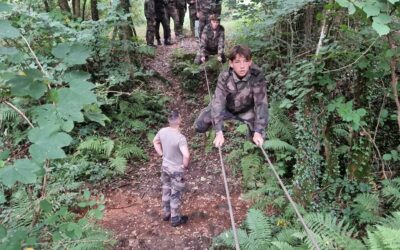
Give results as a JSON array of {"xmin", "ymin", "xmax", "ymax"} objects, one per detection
[{"xmin": 153, "ymin": 110, "xmax": 190, "ymax": 227}]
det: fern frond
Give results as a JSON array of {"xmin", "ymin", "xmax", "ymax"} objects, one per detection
[
  {"xmin": 78, "ymin": 137, "xmax": 115, "ymax": 157},
  {"xmin": 246, "ymin": 208, "xmax": 273, "ymax": 244},
  {"xmin": 264, "ymin": 139, "xmax": 296, "ymax": 152},
  {"xmin": 271, "ymin": 241, "xmax": 296, "ymax": 250},
  {"xmin": 116, "ymin": 144, "xmax": 146, "ymax": 160},
  {"xmin": 367, "ymin": 226, "xmax": 400, "ymax": 250},
  {"xmin": 352, "ymin": 193, "xmax": 380, "ymax": 224},
  {"xmin": 110, "ymin": 156, "xmax": 127, "ymax": 173},
  {"xmin": 381, "ymin": 177, "xmax": 400, "ymax": 208},
  {"xmin": 305, "ymin": 213, "xmax": 364, "ymax": 249}
]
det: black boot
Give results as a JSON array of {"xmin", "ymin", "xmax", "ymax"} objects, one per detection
[
  {"xmin": 171, "ymin": 215, "xmax": 188, "ymax": 227},
  {"xmin": 164, "ymin": 39, "xmax": 173, "ymax": 46},
  {"xmin": 157, "ymin": 39, "xmax": 162, "ymax": 46},
  {"xmin": 163, "ymin": 214, "xmax": 171, "ymax": 221}
]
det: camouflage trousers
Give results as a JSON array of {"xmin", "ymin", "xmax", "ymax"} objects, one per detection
[
  {"xmin": 194, "ymin": 105, "xmax": 257, "ymax": 133},
  {"xmin": 188, "ymin": 4, "xmax": 196, "ymax": 37},
  {"xmin": 167, "ymin": 6, "xmax": 182, "ymax": 38},
  {"xmin": 177, "ymin": 5, "xmax": 186, "ymax": 35},
  {"xmin": 155, "ymin": 13, "xmax": 171, "ymax": 43},
  {"xmin": 161, "ymin": 168, "xmax": 185, "ymax": 218},
  {"xmin": 146, "ymin": 18, "xmax": 156, "ymax": 45}
]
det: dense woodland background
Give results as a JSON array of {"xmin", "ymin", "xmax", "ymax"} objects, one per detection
[{"xmin": 0, "ymin": 0, "xmax": 399, "ymax": 249}]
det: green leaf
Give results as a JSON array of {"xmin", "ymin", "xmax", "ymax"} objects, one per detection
[
  {"xmin": 372, "ymin": 21, "xmax": 390, "ymax": 36},
  {"xmin": 0, "ymin": 159, "xmax": 40, "ymax": 187},
  {"xmin": 0, "ymin": 3, "xmax": 12, "ymax": 12},
  {"xmin": 336, "ymin": 0, "xmax": 350, "ymax": 8},
  {"xmin": 28, "ymin": 124, "xmax": 72, "ymax": 162},
  {"xmin": 52, "ymin": 43, "xmax": 90, "ymax": 65},
  {"xmin": 363, "ymin": 4, "xmax": 380, "ymax": 17},
  {"xmin": 387, "ymin": 0, "xmax": 399, "ymax": 4},
  {"xmin": 83, "ymin": 189, "xmax": 90, "ymax": 200},
  {"xmin": 8, "ymin": 69, "xmax": 47, "ymax": 99},
  {"xmin": 0, "ymin": 149, "xmax": 10, "ymax": 160},
  {"xmin": 383, "ymin": 154, "xmax": 392, "ymax": 161},
  {"xmin": 0, "ymin": 224, "xmax": 6, "ymax": 239},
  {"xmin": 0, "ymin": 47, "xmax": 18, "ymax": 55},
  {"xmin": 40, "ymin": 199, "xmax": 52, "ymax": 212},
  {"xmin": 0, "ymin": 20, "xmax": 20, "ymax": 39},
  {"xmin": 348, "ymin": 3, "xmax": 356, "ymax": 14},
  {"xmin": 373, "ymin": 14, "xmax": 392, "ymax": 25}
]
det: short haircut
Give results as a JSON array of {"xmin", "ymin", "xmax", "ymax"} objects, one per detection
[
  {"xmin": 228, "ymin": 45, "xmax": 252, "ymax": 61},
  {"xmin": 168, "ymin": 110, "xmax": 180, "ymax": 124},
  {"xmin": 209, "ymin": 14, "xmax": 220, "ymax": 22}
]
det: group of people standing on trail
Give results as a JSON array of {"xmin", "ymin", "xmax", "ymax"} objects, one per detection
[
  {"xmin": 144, "ymin": 0, "xmax": 222, "ymax": 46},
  {"xmin": 150, "ymin": 2, "xmax": 269, "ymax": 228}
]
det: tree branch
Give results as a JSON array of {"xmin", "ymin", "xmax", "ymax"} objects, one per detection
[{"xmin": 2, "ymin": 100, "xmax": 34, "ymax": 128}]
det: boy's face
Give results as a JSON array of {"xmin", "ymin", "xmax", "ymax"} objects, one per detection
[
  {"xmin": 211, "ymin": 20, "xmax": 220, "ymax": 30},
  {"xmin": 229, "ymin": 54, "xmax": 252, "ymax": 78}
]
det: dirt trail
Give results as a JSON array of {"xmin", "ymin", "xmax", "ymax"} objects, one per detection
[{"xmin": 101, "ymin": 38, "xmax": 250, "ymax": 250}]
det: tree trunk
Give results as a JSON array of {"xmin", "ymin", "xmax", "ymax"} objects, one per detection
[
  {"xmin": 91, "ymin": 0, "xmax": 99, "ymax": 21},
  {"xmin": 58, "ymin": 0, "xmax": 71, "ymax": 13},
  {"xmin": 118, "ymin": 0, "xmax": 134, "ymax": 40},
  {"xmin": 388, "ymin": 32, "xmax": 400, "ymax": 131},
  {"xmin": 82, "ymin": 0, "xmax": 87, "ymax": 20},
  {"xmin": 43, "ymin": 0, "xmax": 50, "ymax": 12},
  {"xmin": 72, "ymin": 0, "xmax": 81, "ymax": 19},
  {"xmin": 304, "ymin": 4, "xmax": 314, "ymax": 45}
]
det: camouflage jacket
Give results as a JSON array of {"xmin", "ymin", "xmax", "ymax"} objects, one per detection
[
  {"xmin": 196, "ymin": 0, "xmax": 221, "ymax": 13},
  {"xmin": 211, "ymin": 64, "xmax": 269, "ymax": 133},
  {"xmin": 155, "ymin": 0, "xmax": 167, "ymax": 16},
  {"xmin": 200, "ymin": 24, "xmax": 224, "ymax": 57},
  {"xmin": 144, "ymin": 0, "xmax": 155, "ymax": 19},
  {"xmin": 176, "ymin": 0, "xmax": 186, "ymax": 8}
]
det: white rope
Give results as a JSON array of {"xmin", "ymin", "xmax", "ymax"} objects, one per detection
[
  {"xmin": 259, "ymin": 146, "xmax": 321, "ymax": 250},
  {"xmin": 203, "ymin": 65, "xmax": 240, "ymax": 250}
]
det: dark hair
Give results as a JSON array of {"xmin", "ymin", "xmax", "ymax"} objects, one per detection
[
  {"xmin": 228, "ymin": 45, "xmax": 252, "ymax": 61},
  {"xmin": 168, "ymin": 110, "xmax": 180, "ymax": 123},
  {"xmin": 209, "ymin": 14, "xmax": 220, "ymax": 21}
]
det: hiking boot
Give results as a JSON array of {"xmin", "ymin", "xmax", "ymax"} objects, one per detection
[
  {"xmin": 157, "ymin": 39, "xmax": 162, "ymax": 46},
  {"xmin": 164, "ymin": 40, "xmax": 173, "ymax": 46},
  {"xmin": 163, "ymin": 214, "xmax": 171, "ymax": 221},
  {"xmin": 171, "ymin": 215, "xmax": 188, "ymax": 227},
  {"xmin": 147, "ymin": 43, "xmax": 156, "ymax": 47}
]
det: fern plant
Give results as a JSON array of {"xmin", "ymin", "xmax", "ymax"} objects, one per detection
[
  {"xmin": 351, "ymin": 193, "xmax": 381, "ymax": 224},
  {"xmin": 212, "ymin": 209, "xmax": 275, "ymax": 250},
  {"xmin": 366, "ymin": 212, "xmax": 400, "ymax": 250},
  {"xmin": 303, "ymin": 213, "xmax": 364, "ymax": 249},
  {"xmin": 381, "ymin": 177, "xmax": 400, "ymax": 209}
]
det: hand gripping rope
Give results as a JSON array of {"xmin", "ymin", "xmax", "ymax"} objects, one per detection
[{"xmin": 203, "ymin": 65, "xmax": 321, "ymax": 250}]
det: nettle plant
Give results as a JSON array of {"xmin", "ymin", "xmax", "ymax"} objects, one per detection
[{"xmin": 0, "ymin": 3, "xmax": 112, "ymax": 248}]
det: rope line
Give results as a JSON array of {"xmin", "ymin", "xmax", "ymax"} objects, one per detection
[
  {"xmin": 203, "ymin": 65, "xmax": 240, "ymax": 250},
  {"xmin": 258, "ymin": 146, "xmax": 321, "ymax": 250}
]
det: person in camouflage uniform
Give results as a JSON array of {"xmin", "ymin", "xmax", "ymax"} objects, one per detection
[
  {"xmin": 196, "ymin": 0, "xmax": 222, "ymax": 38},
  {"xmin": 194, "ymin": 15, "xmax": 225, "ymax": 64},
  {"xmin": 155, "ymin": 0, "xmax": 172, "ymax": 45},
  {"xmin": 176, "ymin": 0, "xmax": 187, "ymax": 38},
  {"xmin": 153, "ymin": 111, "xmax": 190, "ymax": 227},
  {"xmin": 144, "ymin": 0, "xmax": 156, "ymax": 46},
  {"xmin": 166, "ymin": 0, "xmax": 182, "ymax": 39},
  {"xmin": 195, "ymin": 45, "xmax": 269, "ymax": 147},
  {"xmin": 188, "ymin": 0, "xmax": 196, "ymax": 37}
]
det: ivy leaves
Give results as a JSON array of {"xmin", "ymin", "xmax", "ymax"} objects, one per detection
[
  {"xmin": 335, "ymin": 0, "xmax": 398, "ymax": 36},
  {"xmin": 328, "ymin": 98, "xmax": 367, "ymax": 130}
]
